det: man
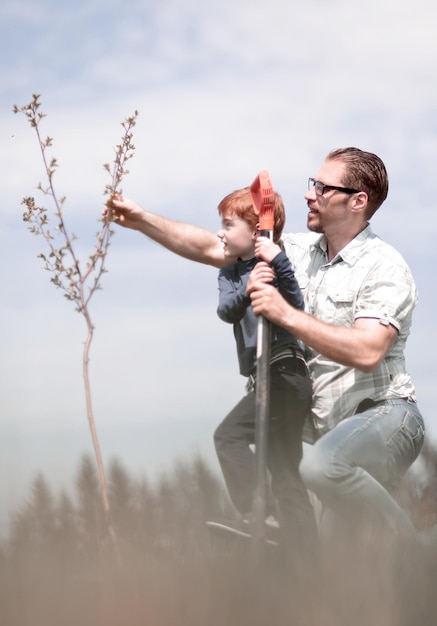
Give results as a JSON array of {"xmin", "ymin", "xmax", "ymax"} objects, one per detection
[{"xmin": 104, "ymin": 147, "xmax": 425, "ymax": 540}]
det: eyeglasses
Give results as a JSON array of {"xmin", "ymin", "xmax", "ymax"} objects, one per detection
[{"xmin": 308, "ymin": 178, "xmax": 359, "ymax": 197}]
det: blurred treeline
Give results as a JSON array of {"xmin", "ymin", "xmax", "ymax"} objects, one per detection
[{"xmin": 1, "ymin": 441, "xmax": 437, "ymax": 626}]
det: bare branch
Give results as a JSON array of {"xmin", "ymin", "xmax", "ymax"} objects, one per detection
[{"xmin": 14, "ymin": 94, "xmax": 139, "ymax": 569}]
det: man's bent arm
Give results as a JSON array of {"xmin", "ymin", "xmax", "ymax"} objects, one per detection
[
  {"xmin": 105, "ymin": 197, "xmax": 232, "ymax": 268},
  {"xmin": 249, "ymin": 282, "xmax": 397, "ymax": 372}
]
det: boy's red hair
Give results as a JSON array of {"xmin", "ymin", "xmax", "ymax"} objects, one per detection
[{"xmin": 217, "ymin": 187, "xmax": 285, "ymax": 243}]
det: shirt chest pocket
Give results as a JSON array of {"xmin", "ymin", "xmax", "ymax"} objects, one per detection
[{"xmin": 322, "ymin": 289, "xmax": 356, "ymax": 326}]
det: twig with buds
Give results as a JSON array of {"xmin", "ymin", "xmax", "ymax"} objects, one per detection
[{"xmin": 14, "ymin": 94, "xmax": 139, "ymax": 568}]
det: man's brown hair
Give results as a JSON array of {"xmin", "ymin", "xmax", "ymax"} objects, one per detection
[{"xmin": 327, "ymin": 147, "xmax": 389, "ymax": 218}]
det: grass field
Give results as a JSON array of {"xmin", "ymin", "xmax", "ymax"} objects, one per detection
[{"xmin": 1, "ymin": 448, "xmax": 437, "ymax": 626}]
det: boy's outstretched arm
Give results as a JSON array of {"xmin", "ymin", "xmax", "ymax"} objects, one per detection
[{"xmin": 104, "ymin": 196, "xmax": 232, "ymax": 268}]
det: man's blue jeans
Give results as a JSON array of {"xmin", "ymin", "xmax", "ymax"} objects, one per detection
[{"xmin": 300, "ymin": 398, "xmax": 425, "ymax": 538}]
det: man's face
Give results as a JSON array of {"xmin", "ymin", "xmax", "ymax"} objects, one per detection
[
  {"xmin": 217, "ymin": 213, "xmax": 256, "ymax": 260},
  {"xmin": 304, "ymin": 159, "xmax": 354, "ymax": 234}
]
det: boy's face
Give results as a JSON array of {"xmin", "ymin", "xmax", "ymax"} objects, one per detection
[{"xmin": 217, "ymin": 213, "xmax": 257, "ymax": 260}]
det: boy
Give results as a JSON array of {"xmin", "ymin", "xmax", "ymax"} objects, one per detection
[{"xmin": 213, "ymin": 187, "xmax": 319, "ymax": 557}]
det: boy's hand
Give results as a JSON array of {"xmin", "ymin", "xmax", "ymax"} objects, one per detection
[{"xmin": 255, "ymin": 236, "xmax": 281, "ymax": 263}]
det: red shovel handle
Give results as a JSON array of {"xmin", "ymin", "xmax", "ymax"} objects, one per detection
[{"xmin": 250, "ymin": 170, "xmax": 275, "ymax": 233}]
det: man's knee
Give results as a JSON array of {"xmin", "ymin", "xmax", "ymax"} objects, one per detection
[{"xmin": 213, "ymin": 422, "xmax": 226, "ymax": 453}]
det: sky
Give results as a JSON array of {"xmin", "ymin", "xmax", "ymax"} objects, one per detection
[{"xmin": 1, "ymin": 0, "xmax": 436, "ymax": 536}]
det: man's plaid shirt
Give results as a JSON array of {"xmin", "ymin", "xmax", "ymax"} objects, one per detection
[{"xmin": 282, "ymin": 225, "xmax": 417, "ymax": 441}]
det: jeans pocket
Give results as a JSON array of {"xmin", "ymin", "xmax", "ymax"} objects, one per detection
[
  {"xmin": 387, "ymin": 407, "xmax": 425, "ymax": 487},
  {"xmin": 400, "ymin": 409, "xmax": 425, "ymax": 459}
]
